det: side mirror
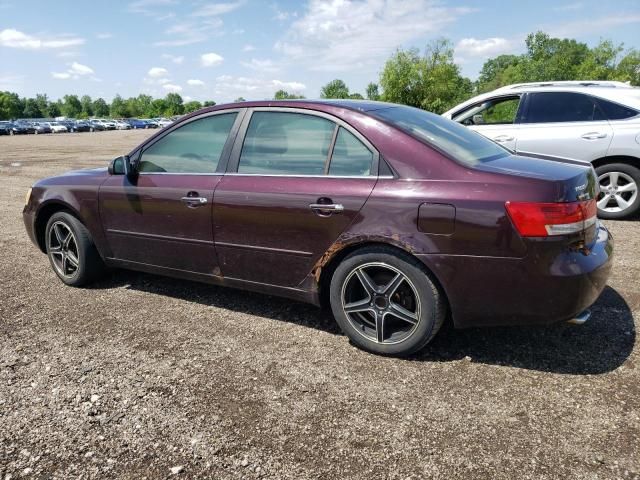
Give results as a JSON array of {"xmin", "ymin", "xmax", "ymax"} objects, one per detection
[{"xmin": 108, "ymin": 156, "xmax": 127, "ymax": 175}]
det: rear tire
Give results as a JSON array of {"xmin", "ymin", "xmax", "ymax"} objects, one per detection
[
  {"xmin": 45, "ymin": 212, "xmax": 105, "ymax": 286},
  {"xmin": 329, "ymin": 246, "xmax": 446, "ymax": 356},
  {"xmin": 595, "ymin": 163, "xmax": 640, "ymax": 219}
]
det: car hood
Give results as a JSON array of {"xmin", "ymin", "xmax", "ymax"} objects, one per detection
[{"xmin": 35, "ymin": 167, "xmax": 109, "ymax": 187}]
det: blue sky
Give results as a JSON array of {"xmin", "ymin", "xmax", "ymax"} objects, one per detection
[{"xmin": 1, "ymin": 0, "xmax": 639, "ymax": 103}]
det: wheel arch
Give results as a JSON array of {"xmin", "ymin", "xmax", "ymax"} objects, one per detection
[
  {"xmin": 591, "ymin": 155, "xmax": 640, "ymax": 169},
  {"xmin": 34, "ymin": 201, "xmax": 81, "ymax": 253},
  {"xmin": 316, "ymin": 240, "xmax": 451, "ymax": 319}
]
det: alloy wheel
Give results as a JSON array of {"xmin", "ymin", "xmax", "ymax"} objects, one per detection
[
  {"xmin": 597, "ymin": 171, "xmax": 638, "ymax": 213},
  {"xmin": 341, "ymin": 262, "xmax": 421, "ymax": 345},
  {"xmin": 48, "ymin": 221, "xmax": 80, "ymax": 278}
]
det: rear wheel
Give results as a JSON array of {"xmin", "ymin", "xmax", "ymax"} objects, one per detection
[
  {"xmin": 45, "ymin": 212, "xmax": 105, "ymax": 286},
  {"xmin": 330, "ymin": 247, "xmax": 446, "ymax": 356},
  {"xmin": 596, "ymin": 163, "xmax": 640, "ymax": 219}
]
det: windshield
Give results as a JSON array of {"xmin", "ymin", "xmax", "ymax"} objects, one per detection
[{"xmin": 370, "ymin": 105, "xmax": 510, "ymax": 166}]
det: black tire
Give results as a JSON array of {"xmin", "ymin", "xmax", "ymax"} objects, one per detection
[
  {"xmin": 45, "ymin": 212, "xmax": 105, "ymax": 286},
  {"xmin": 329, "ymin": 246, "xmax": 446, "ymax": 356},
  {"xmin": 595, "ymin": 163, "xmax": 640, "ymax": 220}
]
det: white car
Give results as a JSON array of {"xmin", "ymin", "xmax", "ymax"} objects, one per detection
[
  {"xmin": 115, "ymin": 120, "xmax": 131, "ymax": 130},
  {"xmin": 47, "ymin": 122, "xmax": 68, "ymax": 134},
  {"xmin": 443, "ymin": 81, "xmax": 640, "ymax": 219},
  {"xmin": 155, "ymin": 118, "xmax": 174, "ymax": 128}
]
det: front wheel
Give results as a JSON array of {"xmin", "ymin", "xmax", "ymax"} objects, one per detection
[
  {"xmin": 596, "ymin": 163, "xmax": 640, "ymax": 219},
  {"xmin": 330, "ymin": 247, "xmax": 446, "ymax": 356},
  {"xmin": 45, "ymin": 212, "xmax": 105, "ymax": 286}
]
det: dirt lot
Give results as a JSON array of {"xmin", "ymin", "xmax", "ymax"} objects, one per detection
[{"xmin": 0, "ymin": 130, "xmax": 638, "ymax": 479}]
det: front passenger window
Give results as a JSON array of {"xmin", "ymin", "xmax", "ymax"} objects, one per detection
[{"xmin": 139, "ymin": 113, "xmax": 237, "ymax": 173}]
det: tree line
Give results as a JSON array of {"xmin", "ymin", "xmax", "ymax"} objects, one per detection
[{"xmin": 1, "ymin": 31, "xmax": 638, "ymax": 121}]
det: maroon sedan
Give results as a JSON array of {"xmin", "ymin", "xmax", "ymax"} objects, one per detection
[{"xmin": 23, "ymin": 100, "xmax": 613, "ymax": 356}]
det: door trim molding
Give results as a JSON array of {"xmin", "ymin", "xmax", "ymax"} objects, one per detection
[
  {"xmin": 215, "ymin": 241, "xmax": 313, "ymax": 257},
  {"xmin": 106, "ymin": 228, "xmax": 215, "ymax": 245}
]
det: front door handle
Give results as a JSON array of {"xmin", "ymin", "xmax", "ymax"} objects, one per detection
[
  {"xmin": 309, "ymin": 203, "xmax": 344, "ymax": 214},
  {"xmin": 581, "ymin": 132, "xmax": 607, "ymax": 140},
  {"xmin": 493, "ymin": 135, "xmax": 514, "ymax": 143},
  {"xmin": 181, "ymin": 196, "xmax": 208, "ymax": 207}
]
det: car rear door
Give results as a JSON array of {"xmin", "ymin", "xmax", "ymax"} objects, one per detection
[
  {"xmin": 99, "ymin": 110, "xmax": 244, "ymax": 275},
  {"xmin": 451, "ymin": 95, "xmax": 523, "ymax": 151},
  {"xmin": 212, "ymin": 108, "xmax": 379, "ymax": 287},
  {"xmin": 515, "ymin": 91, "xmax": 613, "ymax": 161}
]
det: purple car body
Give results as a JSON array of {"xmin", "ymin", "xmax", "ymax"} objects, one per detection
[{"xmin": 23, "ymin": 100, "xmax": 613, "ymax": 355}]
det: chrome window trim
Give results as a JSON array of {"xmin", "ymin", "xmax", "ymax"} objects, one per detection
[
  {"xmin": 137, "ymin": 172, "xmax": 224, "ymax": 176},
  {"xmin": 224, "ymin": 173, "xmax": 392, "ymax": 179}
]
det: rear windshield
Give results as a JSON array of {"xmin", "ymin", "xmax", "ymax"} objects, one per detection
[{"xmin": 370, "ymin": 105, "xmax": 510, "ymax": 166}]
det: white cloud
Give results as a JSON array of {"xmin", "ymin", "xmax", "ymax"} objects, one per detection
[
  {"xmin": 276, "ymin": 0, "xmax": 474, "ymax": 72},
  {"xmin": 192, "ymin": 1, "xmax": 244, "ymax": 17},
  {"xmin": 162, "ymin": 53, "xmax": 184, "ymax": 64},
  {"xmin": 187, "ymin": 79, "xmax": 205, "ymax": 86},
  {"xmin": 455, "ymin": 37, "xmax": 514, "ymax": 57},
  {"xmin": 128, "ymin": 0, "xmax": 176, "ymax": 19},
  {"xmin": 163, "ymin": 83, "xmax": 183, "ymax": 92},
  {"xmin": 241, "ymin": 58, "xmax": 279, "ymax": 73},
  {"xmin": 148, "ymin": 67, "xmax": 169, "ymax": 78},
  {"xmin": 51, "ymin": 72, "xmax": 71, "ymax": 80},
  {"xmin": 0, "ymin": 28, "xmax": 84, "ymax": 49},
  {"xmin": 242, "ymin": 44, "xmax": 255, "ymax": 52},
  {"xmin": 96, "ymin": 33, "xmax": 113, "ymax": 40},
  {"xmin": 213, "ymin": 75, "xmax": 306, "ymax": 102},
  {"xmin": 69, "ymin": 62, "xmax": 94, "ymax": 76},
  {"xmin": 553, "ymin": 2, "xmax": 584, "ymax": 11},
  {"xmin": 201, "ymin": 52, "xmax": 224, "ymax": 67},
  {"xmin": 153, "ymin": 21, "xmax": 221, "ymax": 47}
]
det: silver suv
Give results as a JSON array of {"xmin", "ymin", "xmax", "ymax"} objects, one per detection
[{"xmin": 443, "ymin": 81, "xmax": 640, "ymax": 219}]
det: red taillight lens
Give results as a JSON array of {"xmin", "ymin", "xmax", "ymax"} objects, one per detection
[{"xmin": 505, "ymin": 200, "xmax": 597, "ymax": 237}]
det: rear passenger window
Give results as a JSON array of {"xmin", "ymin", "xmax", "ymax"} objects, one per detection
[
  {"xmin": 329, "ymin": 127, "xmax": 373, "ymax": 176},
  {"xmin": 596, "ymin": 98, "xmax": 638, "ymax": 120},
  {"xmin": 139, "ymin": 113, "xmax": 237, "ymax": 173},
  {"xmin": 525, "ymin": 92, "xmax": 604, "ymax": 123},
  {"xmin": 239, "ymin": 112, "xmax": 334, "ymax": 175}
]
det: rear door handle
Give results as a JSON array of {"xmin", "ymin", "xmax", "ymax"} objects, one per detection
[
  {"xmin": 493, "ymin": 135, "xmax": 514, "ymax": 143},
  {"xmin": 581, "ymin": 132, "xmax": 607, "ymax": 140}
]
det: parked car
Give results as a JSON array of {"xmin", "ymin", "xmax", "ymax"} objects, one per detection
[
  {"xmin": 155, "ymin": 118, "xmax": 173, "ymax": 128},
  {"xmin": 23, "ymin": 100, "xmax": 612, "ymax": 356},
  {"xmin": 32, "ymin": 122, "xmax": 52, "ymax": 134},
  {"xmin": 88, "ymin": 120, "xmax": 106, "ymax": 131},
  {"xmin": 142, "ymin": 119, "xmax": 159, "ymax": 128},
  {"xmin": 59, "ymin": 120, "xmax": 77, "ymax": 132},
  {"xmin": 47, "ymin": 122, "xmax": 68, "ymax": 133},
  {"xmin": 72, "ymin": 120, "xmax": 94, "ymax": 132},
  {"xmin": 126, "ymin": 118, "xmax": 148, "ymax": 129},
  {"xmin": 443, "ymin": 81, "xmax": 640, "ymax": 219},
  {"xmin": 0, "ymin": 121, "xmax": 12, "ymax": 135},
  {"xmin": 9, "ymin": 122, "xmax": 34, "ymax": 134},
  {"xmin": 91, "ymin": 119, "xmax": 115, "ymax": 130},
  {"xmin": 115, "ymin": 120, "xmax": 132, "ymax": 130}
]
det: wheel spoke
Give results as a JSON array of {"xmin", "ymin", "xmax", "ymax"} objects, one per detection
[
  {"xmin": 375, "ymin": 311, "xmax": 384, "ymax": 343},
  {"xmin": 617, "ymin": 182, "xmax": 637, "ymax": 193},
  {"xmin": 387, "ymin": 301, "xmax": 419, "ymax": 325},
  {"xmin": 344, "ymin": 298, "xmax": 372, "ymax": 314},
  {"xmin": 381, "ymin": 272, "xmax": 405, "ymax": 296},
  {"xmin": 355, "ymin": 268, "xmax": 379, "ymax": 295},
  {"xmin": 609, "ymin": 172, "xmax": 619, "ymax": 187},
  {"xmin": 66, "ymin": 251, "xmax": 79, "ymax": 268},
  {"xmin": 597, "ymin": 196, "xmax": 611, "ymax": 209},
  {"xmin": 53, "ymin": 224, "xmax": 65, "ymax": 244},
  {"xmin": 62, "ymin": 231, "xmax": 73, "ymax": 249},
  {"xmin": 614, "ymin": 195, "xmax": 630, "ymax": 210}
]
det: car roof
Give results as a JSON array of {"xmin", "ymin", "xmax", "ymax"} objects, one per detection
[{"xmin": 204, "ymin": 99, "xmax": 399, "ymax": 113}]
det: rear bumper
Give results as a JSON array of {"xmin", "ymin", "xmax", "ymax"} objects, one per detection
[{"xmin": 418, "ymin": 224, "xmax": 613, "ymax": 328}]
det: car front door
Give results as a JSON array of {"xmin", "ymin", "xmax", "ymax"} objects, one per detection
[
  {"xmin": 99, "ymin": 110, "xmax": 243, "ymax": 275},
  {"xmin": 213, "ymin": 108, "xmax": 379, "ymax": 287},
  {"xmin": 515, "ymin": 91, "xmax": 613, "ymax": 161},
  {"xmin": 451, "ymin": 95, "xmax": 523, "ymax": 151}
]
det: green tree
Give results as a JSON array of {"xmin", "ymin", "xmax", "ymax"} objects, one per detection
[
  {"xmin": 60, "ymin": 95, "xmax": 82, "ymax": 117},
  {"xmin": 163, "ymin": 93, "xmax": 184, "ymax": 116},
  {"xmin": 150, "ymin": 98, "xmax": 167, "ymax": 117},
  {"xmin": 183, "ymin": 100, "xmax": 203, "ymax": 113},
  {"xmin": 0, "ymin": 91, "xmax": 23, "ymax": 120},
  {"xmin": 80, "ymin": 95, "xmax": 93, "ymax": 118},
  {"xmin": 93, "ymin": 98, "xmax": 109, "ymax": 117},
  {"xmin": 110, "ymin": 94, "xmax": 129, "ymax": 118},
  {"xmin": 274, "ymin": 89, "xmax": 305, "ymax": 99},
  {"xmin": 23, "ymin": 98, "xmax": 42, "ymax": 118},
  {"xmin": 380, "ymin": 39, "xmax": 471, "ymax": 114},
  {"xmin": 234, "ymin": 97, "xmax": 246, "ymax": 102},
  {"xmin": 48, "ymin": 102, "xmax": 61, "ymax": 118},
  {"xmin": 203, "ymin": 100, "xmax": 217, "ymax": 107},
  {"xmin": 366, "ymin": 82, "xmax": 380, "ymax": 100},
  {"xmin": 349, "ymin": 93, "xmax": 364, "ymax": 99},
  {"xmin": 617, "ymin": 49, "xmax": 640, "ymax": 85},
  {"xmin": 35, "ymin": 94, "xmax": 51, "ymax": 117},
  {"xmin": 320, "ymin": 79, "xmax": 350, "ymax": 99}
]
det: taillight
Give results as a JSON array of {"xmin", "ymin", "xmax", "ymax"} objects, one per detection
[{"xmin": 505, "ymin": 200, "xmax": 597, "ymax": 237}]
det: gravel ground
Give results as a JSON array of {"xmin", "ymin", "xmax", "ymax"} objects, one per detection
[{"xmin": 0, "ymin": 130, "xmax": 638, "ymax": 479}]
